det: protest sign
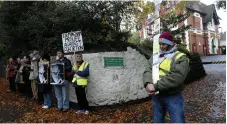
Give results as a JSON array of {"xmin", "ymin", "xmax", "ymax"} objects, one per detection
[
  {"xmin": 62, "ymin": 31, "xmax": 84, "ymax": 53},
  {"xmin": 38, "ymin": 63, "xmax": 49, "ymax": 84},
  {"xmin": 50, "ymin": 63, "xmax": 65, "ymax": 85}
]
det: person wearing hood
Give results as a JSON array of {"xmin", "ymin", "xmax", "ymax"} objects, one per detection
[
  {"xmin": 143, "ymin": 32, "xmax": 190, "ymax": 123},
  {"xmin": 52, "ymin": 49, "xmax": 72, "ymax": 112}
]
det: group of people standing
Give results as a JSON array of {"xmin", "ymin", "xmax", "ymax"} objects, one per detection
[{"xmin": 6, "ymin": 49, "xmax": 90, "ymax": 115}]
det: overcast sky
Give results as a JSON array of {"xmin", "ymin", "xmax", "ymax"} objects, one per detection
[{"xmin": 200, "ymin": 0, "xmax": 226, "ymax": 32}]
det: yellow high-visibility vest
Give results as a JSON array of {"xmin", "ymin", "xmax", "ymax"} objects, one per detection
[
  {"xmin": 72, "ymin": 62, "xmax": 89, "ymax": 86},
  {"xmin": 159, "ymin": 51, "xmax": 188, "ymax": 77}
]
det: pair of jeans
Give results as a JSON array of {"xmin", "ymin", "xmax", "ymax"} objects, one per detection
[
  {"xmin": 43, "ymin": 92, "xmax": 51, "ymax": 107},
  {"xmin": 75, "ymin": 86, "xmax": 89, "ymax": 110},
  {"xmin": 152, "ymin": 92, "xmax": 185, "ymax": 123},
  {"xmin": 54, "ymin": 82, "xmax": 69, "ymax": 109}
]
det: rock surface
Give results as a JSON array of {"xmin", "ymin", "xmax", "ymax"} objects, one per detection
[{"xmin": 66, "ymin": 47, "xmax": 149, "ymax": 106}]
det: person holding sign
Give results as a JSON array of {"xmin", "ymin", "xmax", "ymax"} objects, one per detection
[
  {"xmin": 143, "ymin": 32, "xmax": 189, "ymax": 123},
  {"xmin": 38, "ymin": 54, "xmax": 52, "ymax": 109},
  {"xmin": 53, "ymin": 49, "xmax": 72, "ymax": 112},
  {"xmin": 71, "ymin": 54, "xmax": 90, "ymax": 115}
]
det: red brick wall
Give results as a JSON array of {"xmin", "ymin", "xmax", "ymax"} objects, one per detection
[
  {"xmin": 188, "ymin": 31, "xmax": 196, "ymax": 52},
  {"xmin": 188, "ymin": 31, "xmax": 207, "ymax": 55},
  {"xmin": 187, "ymin": 13, "xmax": 194, "ymax": 26},
  {"xmin": 195, "ymin": 34, "xmax": 205, "ymax": 55},
  {"xmin": 204, "ymin": 35, "xmax": 209, "ymax": 55},
  {"xmin": 194, "ymin": 17, "xmax": 201, "ymax": 29},
  {"xmin": 187, "ymin": 12, "xmax": 201, "ymax": 29}
]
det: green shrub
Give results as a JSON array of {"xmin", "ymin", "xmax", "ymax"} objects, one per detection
[{"xmin": 184, "ymin": 52, "xmax": 207, "ymax": 84}]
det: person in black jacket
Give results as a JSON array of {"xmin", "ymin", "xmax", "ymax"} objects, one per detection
[
  {"xmin": 22, "ymin": 55, "xmax": 33, "ymax": 99},
  {"xmin": 52, "ymin": 49, "xmax": 72, "ymax": 112}
]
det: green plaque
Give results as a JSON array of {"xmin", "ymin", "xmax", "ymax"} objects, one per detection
[{"xmin": 104, "ymin": 57, "xmax": 124, "ymax": 67}]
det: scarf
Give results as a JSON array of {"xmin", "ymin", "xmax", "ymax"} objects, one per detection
[
  {"xmin": 160, "ymin": 45, "xmax": 178, "ymax": 55},
  {"xmin": 153, "ymin": 45, "xmax": 178, "ymax": 66}
]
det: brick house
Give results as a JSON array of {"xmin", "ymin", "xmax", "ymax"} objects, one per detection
[
  {"xmin": 186, "ymin": 1, "xmax": 220, "ymax": 55},
  {"xmin": 219, "ymin": 31, "xmax": 226, "ymax": 55},
  {"xmin": 139, "ymin": 1, "xmax": 221, "ymax": 56}
]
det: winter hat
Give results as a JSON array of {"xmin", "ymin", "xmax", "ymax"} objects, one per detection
[{"xmin": 159, "ymin": 32, "xmax": 174, "ymax": 46}]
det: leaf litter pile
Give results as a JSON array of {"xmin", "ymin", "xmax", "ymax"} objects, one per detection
[{"xmin": 0, "ymin": 73, "xmax": 225, "ymax": 123}]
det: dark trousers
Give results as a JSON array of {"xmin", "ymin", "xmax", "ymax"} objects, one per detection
[
  {"xmin": 75, "ymin": 86, "xmax": 89, "ymax": 110},
  {"xmin": 17, "ymin": 83, "xmax": 23, "ymax": 94},
  {"xmin": 8, "ymin": 77, "xmax": 16, "ymax": 92},
  {"xmin": 17, "ymin": 83, "xmax": 27, "ymax": 96},
  {"xmin": 27, "ymin": 82, "xmax": 33, "ymax": 98},
  {"xmin": 21, "ymin": 81, "xmax": 33, "ymax": 98},
  {"xmin": 37, "ymin": 84, "xmax": 44, "ymax": 104}
]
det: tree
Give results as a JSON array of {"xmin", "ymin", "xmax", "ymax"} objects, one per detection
[
  {"xmin": 134, "ymin": 1, "xmax": 154, "ymax": 26},
  {"xmin": 128, "ymin": 32, "xmax": 140, "ymax": 45},
  {"xmin": 216, "ymin": 0, "xmax": 226, "ymax": 10},
  {"xmin": 160, "ymin": 1, "xmax": 191, "ymax": 45},
  {"xmin": 0, "ymin": 1, "xmax": 136, "ymax": 58}
]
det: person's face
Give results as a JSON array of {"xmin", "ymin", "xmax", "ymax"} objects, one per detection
[
  {"xmin": 52, "ymin": 66, "xmax": 60, "ymax": 74},
  {"xmin": 17, "ymin": 58, "xmax": 21, "ymax": 63},
  {"xmin": 39, "ymin": 65, "xmax": 44, "ymax": 74},
  {"xmin": 9, "ymin": 58, "xmax": 13, "ymax": 63},
  {"xmin": 57, "ymin": 51, "xmax": 64, "ymax": 59},
  {"xmin": 76, "ymin": 54, "xmax": 83, "ymax": 62},
  {"xmin": 23, "ymin": 56, "xmax": 28, "ymax": 62},
  {"xmin": 159, "ymin": 38, "xmax": 169, "ymax": 51}
]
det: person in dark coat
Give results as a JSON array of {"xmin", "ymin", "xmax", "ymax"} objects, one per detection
[
  {"xmin": 37, "ymin": 54, "xmax": 52, "ymax": 108},
  {"xmin": 15, "ymin": 57, "xmax": 21, "ymax": 92},
  {"xmin": 22, "ymin": 55, "xmax": 33, "ymax": 99},
  {"xmin": 53, "ymin": 49, "xmax": 72, "ymax": 112},
  {"xmin": 7, "ymin": 58, "xmax": 16, "ymax": 92}
]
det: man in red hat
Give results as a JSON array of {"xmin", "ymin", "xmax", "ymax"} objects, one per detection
[{"xmin": 143, "ymin": 32, "xmax": 189, "ymax": 123}]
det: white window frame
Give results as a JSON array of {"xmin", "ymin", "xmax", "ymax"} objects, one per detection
[{"xmin": 193, "ymin": 12, "xmax": 200, "ymax": 17}]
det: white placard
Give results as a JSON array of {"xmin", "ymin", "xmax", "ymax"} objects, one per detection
[
  {"xmin": 62, "ymin": 31, "xmax": 84, "ymax": 53},
  {"xmin": 50, "ymin": 63, "xmax": 65, "ymax": 85},
  {"xmin": 38, "ymin": 64, "xmax": 49, "ymax": 84}
]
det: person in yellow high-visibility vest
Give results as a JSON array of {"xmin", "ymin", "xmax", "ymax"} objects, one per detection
[
  {"xmin": 143, "ymin": 32, "xmax": 190, "ymax": 123},
  {"xmin": 71, "ymin": 53, "xmax": 90, "ymax": 115}
]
